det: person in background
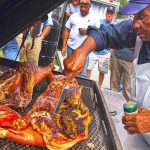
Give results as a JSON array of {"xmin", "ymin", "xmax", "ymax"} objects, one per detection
[
  {"xmin": 65, "ymin": 0, "xmax": 80, "ymax": 18},
  {"xmin": 0, "ymin": 38, "xmax": 20, "ymax": 61},
  {"xmin": 17, "ymin": 13, "xmax": 53, "ymax": 65},
  {"xmin": 39, "ymin": 13, "xmax": 53, "ymax": 40},
  {"xmin": 87, "ymin": 6, "xmax": 115, "ymax": 86},
  {"xmin": 58, "ymin": 0, "xmax": 80, "ymax": 52},
  {"xmin": 63, "ymin": 0, "xmax": 150, "ymax": 145},
  {"xmin": 110, "ymin": 47, "xmax": 135, "ymax": 101},
  {"xmin": 61, "ymin": 0, "xmax": 99, "ymax": 78}
]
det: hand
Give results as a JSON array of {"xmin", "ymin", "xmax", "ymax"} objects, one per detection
[
  {"xmin": 23, "ymin": 39, "xmax": 32, "ymax": 50},
  {"xmin": 63, "ymin": 48, "xmax": 87, "ymax": 83},
  {"xmin": 79, "ymin": 28, "xmax": 87, "ymax": 35},
  {"xmin": 109, "ymin": 48, "xmax": 114, "ymax": 55},
  {"xmin": 61, "ymin": 47, "xmax": 67, "ymax": 57},
  {"xmin": 40, "ymin": 35, "xmax": 44, "ymax": 40},
  {"xmin": 122, "ymin": 108, "xmax": 150, "ymax": 134}
]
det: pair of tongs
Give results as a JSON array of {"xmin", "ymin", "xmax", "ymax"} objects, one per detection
[{"xmin": 54, "ymin": 85, "xmax": 69, "ymax": 113}]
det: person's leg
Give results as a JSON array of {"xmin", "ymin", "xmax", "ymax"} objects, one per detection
[
  {"xmin": 3, "ymin": 39, "xmax": 20, "ymax": 61},
  {"xmin": 122, "ymin": 60, "xmax": 133, "ymax": 101},
  {"xmin": 27, "ymin": 37, "xmax": 42, "ymax": 65},
  {"xmin": 16, "ymin": 33, "xmax": 26, "ymax": 62},
  {"xmin": 79, "ymin": 55, "xmax": 89, "ymax": 78},
  {"xmin": 98, "ymin": 53, "xmax": 111, "ymax": 87},
  {"xmin": 87, "ymin": 70, "xmax": 92, "ymax": 79},
  {"xmin": 87, "ymin": 52, "xmax": 97, "ymax": 79},
  {"xmin": 67, "ymin": 46, "xmax": 74, "ymax": 57},
  {"xmin": 99, "ymin": 72, "xmax": 104, "ymax": 86},
  {"xmin": 110, "ymin": 56, "xmax": 122, "ymax": 91}
]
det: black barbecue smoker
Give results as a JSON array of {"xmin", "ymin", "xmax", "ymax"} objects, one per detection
[{"xmin": 0, "ymin": 0, "xmax": 122, "ymax": 149}]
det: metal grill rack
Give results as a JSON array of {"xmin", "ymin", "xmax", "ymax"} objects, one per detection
[{"xmin": 0, "ymin": 58, "xmax": 122, "ymax": 150}]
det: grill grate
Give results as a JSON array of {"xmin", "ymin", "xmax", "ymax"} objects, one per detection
[{"xmin": 0, "ymin": 63, "xmax": 108, "ymax": 150}]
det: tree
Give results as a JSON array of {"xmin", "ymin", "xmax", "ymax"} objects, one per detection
[{"xmin": 116, "ymin": 0, "xmax": 128, "ymax": 19}]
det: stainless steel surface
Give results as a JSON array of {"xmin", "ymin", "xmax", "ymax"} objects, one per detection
[{"xmin": 102, "ymin": 89, "xmax": 150, "ymax": 150}]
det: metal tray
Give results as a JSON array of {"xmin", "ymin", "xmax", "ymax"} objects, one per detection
[{"xmin": 0, "ymin": 58, "xmax": 122, "ymax": 150}]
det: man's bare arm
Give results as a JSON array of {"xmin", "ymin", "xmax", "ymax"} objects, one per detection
[
  {"xmin": 63, "ymin": 36, "xmax": 96, "ymax": 82},
  {"xmin": 61, "ymin": 28, "xmax": 70, "ymax": 56},
  {"xmin": 41, "ymin": 25, "xmax": 51, "ymax": 40},
  {"xmin": 30, "ymin": 21, "xmax": 41, "ymax": 38}
]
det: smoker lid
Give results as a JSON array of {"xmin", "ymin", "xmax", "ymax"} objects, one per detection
[{"xmin": 0, "ymin": 0, "xmax": 65, "ymax": 47}]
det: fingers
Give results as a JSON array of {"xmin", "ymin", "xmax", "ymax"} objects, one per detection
[
  {"xmin": 64, "ymin": 67, "xmax": 81, "ymax": 84},
  {"xmin": 61, "ymin": 52, "xmax": 65, "ymax": 57},
  {"xmin": 63, "ymin": 59, "xmax": 76, "ymax": 83},
  {"xmin": 63, "ymin": 66, "xmax": 82, "ymax": 84},
  {"xmin": 122, "ymin": 115, "xmax": 139, "ymax": 134},
  {"xmin": 61, "ymin": 47, "xmax": 67, "ymax": 57},
  {"xmin": 124, "ymin": 120, "xmax": 135, "ymax": 126},
  {"xmin": 122, "ymin": 115, "xmax": 136, "ymax": 124},
  {"xmin": 138, "ymin": 108, "xmax": 149, "ymax": 114},
  {"xmin": 63, "ymin": 49, "xmax": 86, "ymax": 83},
  {"xmin": 79, "ymin": 28, "xmax": 87, "ymax": 35},
  {"xmin": 122, "ymin": 109, "xmax": 150, "ymax": 135},
  {"xmin": 64, "ymin": 73, "xmax": 75, "ymax": 84},
  {"xmin": 124, "ymin": 126, "xmax": 138, "ymax": 134},
  {"xmin": 61, "ymin": 51, "xmax": 66, "ymax": 57},
  {"xmin": 63, "ymin": 68, "xmax": 77, "ymax": 85},
  {"xmin": 122, "ymin": 115, "xmax": 136, "ymax": 127},
  {"xmin": 124, "ymin": 126, "xmax": 137, "ymax": 132}
]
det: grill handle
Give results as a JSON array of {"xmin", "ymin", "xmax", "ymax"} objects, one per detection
[
  {"xmin": 93, "ymin": 93, "xmax": 98, "ymax": 111},
  {"xmin": 109, "ymin": 111, "xmax": 117, "ymax": 116}
]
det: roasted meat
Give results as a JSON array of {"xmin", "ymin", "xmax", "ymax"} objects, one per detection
[
  {"xmin": 0, "ymin": 62, "xmax": 54, "ymax": 108},
  {"xmin": 0, "ymin": 75, "xmax": 92, "ymax": 150}
]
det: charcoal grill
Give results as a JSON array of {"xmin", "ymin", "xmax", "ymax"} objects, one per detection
[{"xmin": 0, "ymin": 58, "xmax": 122, "ymax": 150}]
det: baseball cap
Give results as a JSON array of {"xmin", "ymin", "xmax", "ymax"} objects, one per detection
[
  {"xmin": 106, "ymin": 6, "xmax": 115, "ymax": 13},
  {"xmin": 118, "ymin": 0, "xmax": 150, "ymax": 15}
]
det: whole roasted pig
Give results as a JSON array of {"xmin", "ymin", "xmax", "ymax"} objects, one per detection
[
  {"xmin": 0, "ymin": 75, "xmax": 92, "ymax": 150},
  {"xmin": 0, "ymin": 62, "xmax": 54, "ymax": 108}
]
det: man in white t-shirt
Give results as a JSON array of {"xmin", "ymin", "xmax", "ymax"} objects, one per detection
[{"xmin": 61, "ymin": 0, "xmax": 99, "ymax": 78}]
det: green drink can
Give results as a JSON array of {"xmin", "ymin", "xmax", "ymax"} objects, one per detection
[{"xmin": 123, "ymin": 100, "xmax": 138, "ymax": 115}]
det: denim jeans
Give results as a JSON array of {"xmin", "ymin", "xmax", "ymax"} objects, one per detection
[
  {"xmin": 0, "ymin": 38, "xmax": 20, "ymax": 61},
  {"xmin": 67, "ymin": 46, "xmax": 89, "ymax": 78}
]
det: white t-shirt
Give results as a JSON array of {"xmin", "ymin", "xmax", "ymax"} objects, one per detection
[
  {"xmin": 65, "ymin": 12, "xmax": 100, "ymax": 49},
  {"xmin": 65, "ymin": 3, "xmax": 80, "ymax": 14}
]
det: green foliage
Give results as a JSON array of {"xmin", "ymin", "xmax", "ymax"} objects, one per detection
[
  {"xmin": 117, "ymin": 0, "xmax": 128, "ymax": 8},
  {"xmin": 116, "ymin": 0, "xmax": 129, "ymax": 19}
]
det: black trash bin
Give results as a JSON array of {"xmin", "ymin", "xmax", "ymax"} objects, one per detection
[
  {"xmin": 38, "ymin": 19, "xmax": 60, "ymax": 67},
  {"xmin": 38, "ymin": 40, "xmax": 57, "ymax": 66}
]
